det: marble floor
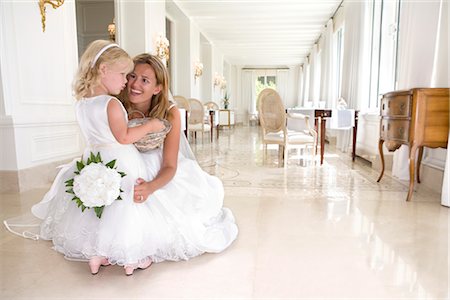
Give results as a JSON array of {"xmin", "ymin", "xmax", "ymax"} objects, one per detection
[{"xmin": 1, "ymin": 126, "xmax": 448, "ymax": 299}]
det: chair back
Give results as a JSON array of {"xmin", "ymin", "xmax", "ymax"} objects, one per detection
[
  {"xmin": 204, "ymin": 101, "xmax": 219, "ymax": 111},
  {"xmin": 174, "ymin": 95, "xmax": 191, "ymax": 112},
  {"xmin": 188, "ymin": 98, "xmax": 205, "ymax": 125},
  {"xmin": 258, "ymin": 88, "xmax": 286, "ymax": 133}
]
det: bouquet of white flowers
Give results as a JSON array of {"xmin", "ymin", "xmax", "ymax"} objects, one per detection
[{"xmin": 65, "ymin": 152, "xmax": 126, "ymax": 218}]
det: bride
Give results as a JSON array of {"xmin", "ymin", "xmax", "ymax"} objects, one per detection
[{"xmin": 119, "ymin": 53, "xmax": 238, "ymax": 263}]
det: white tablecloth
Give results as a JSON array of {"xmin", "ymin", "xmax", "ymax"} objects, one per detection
[
  {"xmin": 286, "ymin": 108, "xmax": 355, "ymax": 130},
  {"xmin": 442, "ymin": 133, "xmax": 449, "ymax": 207}
]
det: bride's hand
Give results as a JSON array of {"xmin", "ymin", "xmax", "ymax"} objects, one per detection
[{"xmin": 134, "ymin": 178, "xmax": 152, "ymax": 203}]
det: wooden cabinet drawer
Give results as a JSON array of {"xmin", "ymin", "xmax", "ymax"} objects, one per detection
[
  {"xmin": 380, "ymin": 119, "xmax": 409, "ymax": 142},
  {"xmin": 381, "ymin": 95, "xmax": 411, "ymax": 117}
]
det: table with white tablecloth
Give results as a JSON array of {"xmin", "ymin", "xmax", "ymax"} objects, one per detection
[{"xmin": 287, "ymin": 108, "xmax": 358, "ymax": 164}]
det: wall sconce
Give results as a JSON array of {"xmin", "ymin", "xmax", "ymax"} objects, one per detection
[
  {"xmin": 39, "ymin": 0, "xmax": 65, "ymax": 32},
  {"xmin": 155, "ymin": 33, "xmax": 170, "ymax": 62},
  {"xmin": 107, "ymin": 18, "xmax": 116, "ymax": 41},
  {"xmin": 194, "ymin": 62, "xmax": 203, "ymax": 83},
  {"xmin": 213, "ymin": 72, "xmax": 222, "ymax": 88},
  {"xmin": 213, "ymin": 73, "xmax": 226, "ymax": 90},
  {"xmin": 220, "ymin": 78, "xmax": 227, "ymax": 90}
]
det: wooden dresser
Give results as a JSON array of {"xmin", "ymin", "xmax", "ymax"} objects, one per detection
[{"xmin": 377, "ymin": 88, "xmax": 449, "ymax": 201}]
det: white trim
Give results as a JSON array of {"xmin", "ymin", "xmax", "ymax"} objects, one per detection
[{"xmin": 422, "ymin": 156, "xmax": 446, "ymax": 171}]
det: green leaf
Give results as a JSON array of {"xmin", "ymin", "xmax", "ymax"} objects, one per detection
[
  {"xmin": 90, "ymin": 152, "xmax": 96, "ymax": 161},
  {"xmin": 117, "ymin": 195, "xmax": 122, "ymax": 200},
  {"xmin": 65, "ymin": 178, "xmax": 74, "ymax": 186},
  {"xmin": 65, "ymin": 188, "xmax": 74, "ymax": 194},
  {"xmin": 118, "ymin": 171, "xmax": 126, "ymax": 178},
  {"xmin": 76, "ymin": 160, "xmax": 84, "ymax": 172},
  {"xmin": 105, "ymin": 159, "xmax": 116, "ymax": 169},
  {"xmin": 95, "ymin": 152, "xmax": 102, "ymax": 163},
  {"xmin": 94, "ymin": 206, "xmax": 104, "ymax": 218}
]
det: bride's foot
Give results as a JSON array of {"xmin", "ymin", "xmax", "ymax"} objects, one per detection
[
  {"xmin": 88, "ymin": 256, "xmax": 110, "ymax": 275},
  {"xmin": 124, "ymin": 258, "xmax": 152, "ymax": 276}
]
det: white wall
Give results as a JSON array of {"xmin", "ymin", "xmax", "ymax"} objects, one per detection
[
  {"xmin": 166, "ymin": 0, "xmax": 191, "ymax": 98},
  {"xmin": 117, "ymin": 0, "xmax": 165, "ymax": 57},
  {"xmin": 211, "ymin": 47, "xmax": 225, "ymax": 102},
  {"xmin": 0, "ymin": 1, "xmax": 81, "ymax": 171},
  {"xmin": 190, "ymin": 25, "xmax": 201, "ymax": 99},
  {"xmin": 200, "ymin": 34, "xmax": 213, "ymax": 102},
  {"xmin": 116, "ymin": 0, "xmax": 145, "ymax": 57}
]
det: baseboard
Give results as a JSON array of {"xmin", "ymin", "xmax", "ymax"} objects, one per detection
[
  {"xmin": 420, "ymin": 164, "xmax": 445, "ymax": 192},
  {"xmin": 0, "ymin": 170, "xmax": 20, "ymax": 194},
  {"xmin": 365, "ymin": 154, "xmax": 444, "ymax": 194},
  {"xmin": 0, "ymin": 158, "xmax": 73, "ymax": 194}
]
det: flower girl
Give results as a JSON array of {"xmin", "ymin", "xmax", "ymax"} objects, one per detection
[{"xmin": 29, "ymin": 40, "xmax": 166, "ymax": 275}]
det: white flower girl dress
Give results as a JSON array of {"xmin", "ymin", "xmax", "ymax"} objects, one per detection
[{"xmin": 18, "ymin": 95, "xmax": 238, "ymax": 266}]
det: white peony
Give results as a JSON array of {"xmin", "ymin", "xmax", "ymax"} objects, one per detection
[{"xmin": 73, "ymin": 163, "xmax": 122, "ymax": 208}]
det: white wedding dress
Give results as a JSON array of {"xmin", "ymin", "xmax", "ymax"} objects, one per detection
[{"xmin": 23, "ymin": 95, "xmax": 238, "ymax": 265}]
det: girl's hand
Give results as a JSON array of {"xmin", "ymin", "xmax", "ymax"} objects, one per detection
[
  {"xmin": 148, "ymin": 119, "xmax": 165, "ymax": 133},
  {"xmin": 134, "ymin": 178, "xmax": 153, "ymax": 203}
]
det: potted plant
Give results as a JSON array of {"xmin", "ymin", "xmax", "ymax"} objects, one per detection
[{"xmin": 222, "ymin": 92, "xmax": 230, "ymax": 109}]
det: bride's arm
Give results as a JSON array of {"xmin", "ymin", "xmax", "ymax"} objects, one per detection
[{"xmin": 134, "ymin": 106, "xmax": 181, "ymax": 202}]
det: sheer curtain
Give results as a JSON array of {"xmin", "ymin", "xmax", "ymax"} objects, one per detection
[
  {"xmin": 302, "ymin": 59, "xmax": 310, "ymax": 106},
  {"xmin": 319, "ymin": 19, "xmax": 335, "ymax": 108},
  {"xmin": 337, "ymin": 1, "xmax": 370, "ymax": 152},
  {"xmin": 340, "ymin": 1, "xmax": 370, "ymax": 110},
  {"xmin": 392, "ymin": 0, "xmax": 447, "ymax": 181},
  {"xmin": 308, "ymin": 44, "xmax": 319, "ymax": 106},
  {"xmin": 242, "ymin": 70, "xmax": 254, "ymax": 116},
  {"xmin": 276, "ymin": 70, "xmax": 289, "ymax": 107},
  {"xmin": 297, "ymin": 65, "xmax": 304, "ymax": 107}
]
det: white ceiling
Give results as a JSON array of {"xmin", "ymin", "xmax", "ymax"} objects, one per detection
[{"xmin": 173, "ymin": 0, "xmax": 342, "ymax": 67}]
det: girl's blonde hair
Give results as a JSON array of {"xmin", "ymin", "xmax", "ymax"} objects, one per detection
[
  {"xmin": 121, "ymin": 54, "xmax": 170, "ymax": 120},
  {"xmin": 73, "ymin": 40, "xmax": 133, "ymax": 100}
]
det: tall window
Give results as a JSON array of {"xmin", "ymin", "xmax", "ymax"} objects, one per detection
[
  {"xmin": 254, "ymin": 70, "xmax": 277, "ymax": 112},
  {"xmin": 368, "ymin": 0, "xmax": 401, "ymax": 109},
  {"xmin": 256, "ymin": 75, "xmax": 276, "ymax": 96}
]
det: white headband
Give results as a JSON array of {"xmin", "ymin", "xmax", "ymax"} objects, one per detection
[{"xmin": 91, "ymin": 43, "xmax": 119, "ymax": 68}]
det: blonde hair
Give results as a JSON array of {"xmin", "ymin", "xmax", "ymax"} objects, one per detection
[
  {"xmin": 73, "ymin": 40, "xmax": 133, "ymax": 100},
  {"xmin": 121, "ymin": 54, "xmax": 170, "ymax": 120}
]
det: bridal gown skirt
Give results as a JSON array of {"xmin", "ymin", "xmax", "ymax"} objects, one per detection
[{"xmin": 32, "ymin": 145, "xmax": 238, "ymax": 265}]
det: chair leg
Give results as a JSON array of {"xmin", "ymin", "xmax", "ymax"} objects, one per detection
[
  {"xmin": 263, "ymin": 144, "xmax": 266, "ymax": 164},
  {"xmin": 278, "ymin": 145, "xmax": 284, "ymax": 167},
  {"xmin": 284, "ymin": 145, "xmax": 288, "ymax": 168},
  {"xmin": 312, "ymin": 142, "xmax": 317, "ymax": 164},
  {"xmin": 298, "ymin": 147, "xmax": 301, "ymax": 166}
]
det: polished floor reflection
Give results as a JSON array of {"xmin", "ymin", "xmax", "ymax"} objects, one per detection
[{"xmin": 1, "ymin": 126, "xmax": 448, "ymax": 299}]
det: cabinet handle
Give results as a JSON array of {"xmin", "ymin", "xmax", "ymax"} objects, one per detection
[
  {"xmin": 399, "ymin": 127, "xmax": 404, "ymax": 135},
  {"xmin": 400, "ymin": 103, "xmax": 405, "ymax": 111},
  {"xmin": 382, "ymin": 103, "xmax": 385, "ymax": 110}
]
